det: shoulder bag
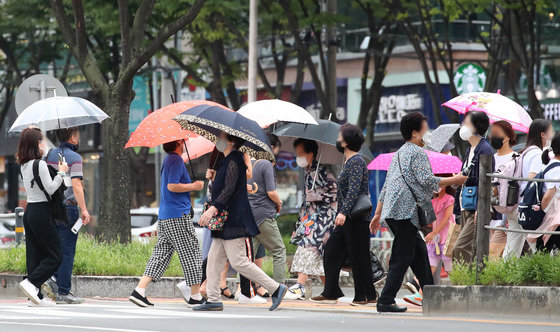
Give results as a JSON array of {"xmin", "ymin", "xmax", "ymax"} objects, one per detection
[{"xmin": 397, "ymin": 152, "xmax": 436, "ymax": 227}]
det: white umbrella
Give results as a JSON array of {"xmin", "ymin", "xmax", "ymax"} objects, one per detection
[
  {"xmin": 237, "ymin": 99, "xmax": 318, "ymax": 128},
  {"xmin": 9, "ymin": 96, "xmax": 109, "ymax": 133}
]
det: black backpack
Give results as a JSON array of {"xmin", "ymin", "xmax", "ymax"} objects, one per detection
[
  {"xmin": 517, "ymin": 163, "xmax": 560, "ymax": 230},
  {"xmin": 31, "ymin": 159, "xmax": 69, "ymax": 225}
]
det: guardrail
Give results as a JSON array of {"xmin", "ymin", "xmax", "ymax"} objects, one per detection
[{"xmin": 0, "ymin": 207, "xmax": 24, "ymax": 245}]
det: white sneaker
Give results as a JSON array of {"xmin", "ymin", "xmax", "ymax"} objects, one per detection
[
  {"xmin": 176, "ymin": 281, "xmax": 191, "ymax": 303},
  {"xmin": 19, "ymin": 279, "xmax": 40, "ymax": 305},
  {"xmin": 28, "ymin": 298, "xmax": 56, "ymax": 307},
  {"xmin": 283, "ymin": 283, "xmax": 305, "ymax": 300},
  {"xmin": 238, "ymin": 294, "xmax": 267, "ymax": 304}
]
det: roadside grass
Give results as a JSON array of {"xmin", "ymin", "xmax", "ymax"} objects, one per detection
[{"xmin": 449, "ymin": 252, "xmax": 560, "ymax": 286}]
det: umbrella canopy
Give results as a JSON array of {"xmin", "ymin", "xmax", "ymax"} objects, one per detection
[
  {"xmin": 273, "ymin": 119, "xmax": 374, "ymax": 164},
  {"xmin": 173, "ymin": 105, "xmax": 275, "ymax": 161},
  {"xmin": 442, "ymin": 92, "xmax": 532, "ymax": 133},
  {"xmin": 125, "ymin": 100, "xmax": 232, "ymax": 148},
  {"xmin": 9, "ymin": 96, "xmax": 108, "ymax": 133},
  {"xmin": 180, "ymin": 136, "xmax": 216, "ymax": 161},
  {"xmin": 426, "ymin": 123, "xmax": 460, "ymax": 153},
  {"xmin": 237, "ymin": 99, "xmax": 318, "ymax": 128},
  {"xmin": 368, "ymin": 149, "xmax": 463, "ymax": 174}
]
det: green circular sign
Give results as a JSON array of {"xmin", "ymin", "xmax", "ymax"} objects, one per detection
[{"xmin": 454, "ymin": 63, "xmax": 486, "ymax": 94}]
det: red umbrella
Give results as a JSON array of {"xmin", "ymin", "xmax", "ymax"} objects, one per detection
[{"xmin": 124, "ymin": 100, "xmax": 232, "ymax": 149}]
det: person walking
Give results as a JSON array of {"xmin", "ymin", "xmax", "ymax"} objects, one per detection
[
  {"xmin": 16, "ymin": 127, "xmax": 66, "ymax": 306},
  {"xmin": 285, "ymin": 138, "xmax": 337, "ymax": 300},
  {"xmin": 452, "ymin": 111, "xmax": 494, "ymax": 264},
  {"xmin": 42, "ymin": 127, "xmax": 90, "ymax": 304},
  {"xmin": 371, "ymin": 112, "xmax": 467, "ymax": 312},
  {"xmin": 242, "ymin": 134, "xmax": 286, "ymax": 303},
  {"xmin": 503, "ymin": 119, "xmax": 553, "ymax": 259},
  {"xmin": 194, "ymin": 132, "xmax": 287, "ymax": 312},
  {"xmin": 129, "ymin": 140, "xmax": 205, "ymax": 308},
  {"xmin": 310, "ymin": 124, "xmax": 376, "ymax": 307},
  {"xmin": 488, "ymin": 121, "xmax": 517, "ymax": 260}
]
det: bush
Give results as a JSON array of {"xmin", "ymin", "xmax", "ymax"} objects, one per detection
[{"xmin": 449, "ymin": 252, "xmax": 560, "ymax": 286}]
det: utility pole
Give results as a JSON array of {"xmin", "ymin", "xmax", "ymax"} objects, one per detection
[
  {"xmin": 248, "ymin": 0, "xmax": 258, "ymax": 103},
  {"xmin": 326, "ymin": 0, "xmax": 337, "ymax": 119}
]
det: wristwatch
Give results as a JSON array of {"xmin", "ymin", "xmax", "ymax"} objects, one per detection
[{"xmin": 58, "ymin": 171, "xmax": 66, "ymax": 177}]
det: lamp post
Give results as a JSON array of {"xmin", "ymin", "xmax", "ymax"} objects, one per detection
[{"xmin": 248, "ymin": 0, "xmax": 258, "ymax": 103}]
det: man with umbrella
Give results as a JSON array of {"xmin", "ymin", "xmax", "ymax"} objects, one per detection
[{"xmin": 43, "ymin": 127, "xmax": 90, "ymax": 304}]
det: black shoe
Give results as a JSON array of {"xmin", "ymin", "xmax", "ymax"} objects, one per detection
[
  {"xmin": 129, "ymin": 290, "xmax": 154, "ymax": 308},
  {"xmin": 377, "ymin": 303, "xmax": 407, "ymax": 313},
  {"xmin": 187, "ymin": 297, "xmax": 207, "ymax": 308}
]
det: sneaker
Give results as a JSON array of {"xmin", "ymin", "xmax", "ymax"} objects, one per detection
[
  {"xmin": 19, "ymin": 279, "xmax": 40, "ymax": 305},
  {"xmin": 309, "ymin": 294, "xmax": 338, "ymax": 304},
  {"xmin": 28, "ymin": 298, "xmax": 56, "ymax": 307},
  {"xmin": 350, "ymin": 299, "xmax": 377, "ymax": 307},
  {"xmin": 129, "ymin": 290, "xmax": 154, "ymax": 308},
  {"xmin": 192, "ymin": 302, "xmax": 223, "ymax": 311},
  {"xmin": 406, "ymin": 279, "xmax": 419, "ymax": 294},
  {"xmin": 42, "ymin": 278, "xmax": 58, "ymax": 301},
  {"xmin": 187, "ymin": 297, "xmax": 207, "ymax": 308},
  {"xmin": 269, "ymin": 284, "xmax": 287, "ymax": 311},
  {"xmin": 176, "ymin": 281, "xmax": 191, "ymax": 303},
  {"xmin": 238, "ymin": 294, "xmax": 267, "ymax": 304},
  {"xmin": 284, "ymin": 283, "xmax": 305, "ymax": 300},
  {"xmin": 56, "ymin": 292, "xmax": 85, "ymax": 304},
  {"xmin": 403, "ymin": 292, "xmax": 422, "ymax": 306}
]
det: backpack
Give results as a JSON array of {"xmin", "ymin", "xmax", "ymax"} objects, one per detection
[
  {"xmin": 493, "ymin": 147, "xmax": 539, "ymax": 214},
  {"xmin": 517, "ymin": 162, "xmax": 560, "ymax": 230},
  {"xmin": 31, "ymin": 159, "xmax": 69, "ymax": 225}
]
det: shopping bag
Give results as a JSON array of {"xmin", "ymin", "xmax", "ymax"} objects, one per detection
[{"xmin": 443, "ymin": 222, "xmax": 461, "ymax": 257}]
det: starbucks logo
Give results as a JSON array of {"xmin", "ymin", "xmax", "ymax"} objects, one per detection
[{"xmin": 454, "ymin": 63, "xmax": 486, "ymax": 94}]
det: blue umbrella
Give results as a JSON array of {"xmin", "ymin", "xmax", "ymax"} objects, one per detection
[{"xmin": 173, "ymin": 104, "xmax": 274, "ymax": 161}]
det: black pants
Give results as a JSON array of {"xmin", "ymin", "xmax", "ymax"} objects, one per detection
[
  {"xmin": 23, "ymin": 203, "xmax": 63, "ymax": 292},
  {"xmin": 378, "ymin": 219, "xmax": 433, "ymax": 305},
  {"xmin": 536, "ymin": 226, "xmax": 560, "ymax": 252},
  {"xmin": 321, "ymin": 215, "xmax": 376, "ymax": 302},
  {"xmin": 239, "ymin": 237, "xmax": 258, "ymax": 297}
]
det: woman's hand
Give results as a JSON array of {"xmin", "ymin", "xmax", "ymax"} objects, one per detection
[
  {"xmin": 199, "ymin": 206, "xmax": 218, "ymax": 227},
  {"xmin": 59, "ymin": 161, "xmax": 69, "ymax": 173},
  {"xmin": 369, "ymin": 214, "xmax": 381, "ymax": 234},
  {"xmin": 425, "ymin": 232, "xmax": 435, "ymax": 243},
  {"xmin": 335, "ymin": 213, "xmax": 346, "ymax": 227},
  {"xmin": 206, "ymin": 169, "xmax": 216, "ymax": 181}
]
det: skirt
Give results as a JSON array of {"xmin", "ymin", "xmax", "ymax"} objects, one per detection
[{"xmin": 290, "ymin": 246, "xmax": 324, "ymax": 276}]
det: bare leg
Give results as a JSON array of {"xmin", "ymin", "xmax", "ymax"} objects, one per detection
[
  {"xmin": 137, "ymin": 276, "xmax": 152, "ymax": 289},
  {"xmin": 200, "ymin": 280, "xmax": 207, "ymax": 294},
  {"xmin": 220, "ymin": 262, "xmax": 233, "ymax": 297},
  {"xmin": 190, "ymin": 284, "xmax": 200, "ymax": 295},
  {"xmin": 255, "ymin": 257, "xmax": 264, "ymax": 268},
  {"xmin": 296, "ymin": 273, "xmax": 308, "ymax": 285}
]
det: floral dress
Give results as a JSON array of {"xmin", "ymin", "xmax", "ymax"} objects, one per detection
[{"xmin": 290, "ymin": 161, "xmax": 337, "ymax": 276}]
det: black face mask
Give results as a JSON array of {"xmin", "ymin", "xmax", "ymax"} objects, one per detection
[
  {"xmin": 335, "ymin": 141, "xmax": 345, "ymax": 153},
  {"xmin": 491, "ymin": 137, "xmax": 504, "ymax": 150}
]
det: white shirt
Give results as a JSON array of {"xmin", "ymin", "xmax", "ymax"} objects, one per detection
[
  {"xmin": 494, "ymin": 152, "xmax": 515, "ymax": 169},
  {"xmin": 544, "ymin": 160, "xmax": 560, "ymax": 192},
  {"xmin": 21, "ymin": 159, "xmax": 64, "ymax": 203},
  {"xmin": 520, "ymin": 147, "xmax": 543, "ymax": 193}
]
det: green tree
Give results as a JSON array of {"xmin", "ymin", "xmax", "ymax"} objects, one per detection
[{"xmin": 49, "ymin": 0, "xmax": 207, "ymax": 243}]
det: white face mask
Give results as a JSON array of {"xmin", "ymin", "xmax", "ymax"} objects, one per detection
[
  {"xmin": 422, "ymin": 131, "xmax": 432, "ymax": 147},
  {"xmin": 215, "ymin": 138, "xmax": 229, "ymax": 153},
  {"xmin": 296, "ymin": 156, "xmax": 309, "ymax": 168},
  {"xmin": 459, "ymin": 126, "xmax": 474, "ymax": 141}
]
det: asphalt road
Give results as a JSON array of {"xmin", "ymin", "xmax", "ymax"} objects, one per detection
[{"xmin": 0, "ymin": 297, "xmax": 558, "ymax": 332}]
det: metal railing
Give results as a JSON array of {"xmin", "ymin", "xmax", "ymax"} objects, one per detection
[{"xmin": 0, "ymin": 207, "xmax": 24, "ymax": 245}]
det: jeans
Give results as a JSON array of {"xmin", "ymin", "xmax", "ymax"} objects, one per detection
[
  {"xmin": 55, "ymin": 205, "xmax": 79, "ymax": 295},
  {"xmin": 252, "ymin": 218, "xmax": 286, "ymax": 282},
  {"xmin": 378, "ymin": 219, "xmax": 433, "ymax": 305}
]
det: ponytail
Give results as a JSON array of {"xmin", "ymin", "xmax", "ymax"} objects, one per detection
[{"xmin": 542, "ymin": 148, "xmax": 552, "ymax": 165}]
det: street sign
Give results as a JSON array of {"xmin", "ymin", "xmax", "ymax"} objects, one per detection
[
  {"xmin": 15, "ymin": 74, "xmax": 68, "ymax": 115},
  {"xmin": 453, "ymin": 63, "xmax": 486, "ymax": 94}
]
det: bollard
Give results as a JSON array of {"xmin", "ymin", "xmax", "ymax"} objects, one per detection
[
  {"xmin": 15, "ymin": 207, "xmax": 24, "ymax": 246},
  {"xmin": 475, "ymin": 155, "xmax": 492, "ymax": 283}
]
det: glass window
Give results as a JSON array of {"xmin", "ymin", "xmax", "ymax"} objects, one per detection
[{"xmin": 131, "ymin": 215, "xmax": 156, "ymax": 228}]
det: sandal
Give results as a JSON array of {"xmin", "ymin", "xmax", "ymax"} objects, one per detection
[
  {"xmin": 256, "ymin": 286, "xmax": 270, "ymax": 298},
  {"xmin": 221, "ymin": 287, "xmax": 234, "ymax": 299}
]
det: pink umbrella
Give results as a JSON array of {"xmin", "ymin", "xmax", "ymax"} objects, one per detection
[{"xmin": 368, "ymin": 150, "xmax": 463, "ymax": 174}]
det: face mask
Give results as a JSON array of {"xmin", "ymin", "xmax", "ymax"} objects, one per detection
[
  {"xmin": 335, "ymin": 141, "xmax": 345, "ymax": 154},
  {"xmin": 215, "ymin": 139, "xmax": 229, "ymax": 153},
  {"xmin": 296, "ymin": 156, "xmax": 309, "ymax": 168},
  {"xmin": 422, "ymin": 131, "xmax": 432, "ymax": 147},
  {"xmin": 491, "ymin": 137, "xmax": 505, "ymax": 150},
  {"xmin": 459, "ymin": 126, "xmax": 473, "ymax": 141}
]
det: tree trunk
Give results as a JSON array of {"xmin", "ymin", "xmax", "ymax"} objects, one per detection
[{"xmin": 98, "ymin": 85, "xmax": 133, "ymax": 243}]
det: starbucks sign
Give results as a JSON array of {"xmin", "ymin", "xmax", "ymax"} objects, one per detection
[{"xmin": 454, "ymin": 63, "xmax": 486, "ymax": 94}]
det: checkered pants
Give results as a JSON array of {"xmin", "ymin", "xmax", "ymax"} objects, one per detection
[{"xmin": 143, "ymin": 214, "xmax": 202, "ymax": 285}]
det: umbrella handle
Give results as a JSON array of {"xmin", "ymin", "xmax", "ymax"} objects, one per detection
[
  {"xmin": 311, "ymin": 143, "xmax": 325, "ymax": 191},
  {"xmin": 183, "ymin": 140, "xmax": 197, "ymax": 182}
]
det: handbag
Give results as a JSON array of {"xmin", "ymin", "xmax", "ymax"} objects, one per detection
[
  {"xmin": 397, "ymin": 152, "xmax": 436, "ymax": 227},
  {"xmin": 203, "ymin": 201, "xmax": 228, "ymax": 231},
  {"xmin": 350, "ymin": 194, "xmax": 373, "ymax": 219},
  {"xmin": 461, "ymin": 186, "xmax": 478, "ymax": 211},
  {"xmin": 443, "ymin": 222, "xmax": 461, "ymax": 257},
  {"xmin": 290, "ymin": 212, "xmax": 318, "ymax": 245}
]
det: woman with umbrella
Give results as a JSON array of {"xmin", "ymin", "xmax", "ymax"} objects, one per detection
[{"xmin": 193, "ymin": 132, "xmax": 287, "ymax": 311}]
